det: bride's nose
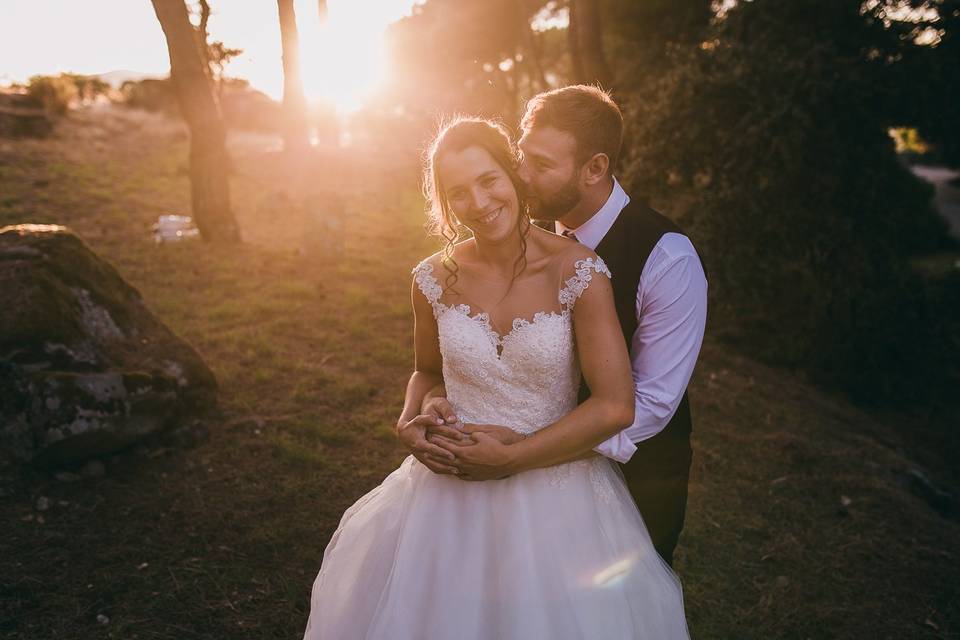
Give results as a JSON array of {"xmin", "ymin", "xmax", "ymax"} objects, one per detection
[{"xmin": 469, "ymin": 186, "xmax": 491, "ymax": 212}]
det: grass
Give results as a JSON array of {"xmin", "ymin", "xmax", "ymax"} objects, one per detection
[{"xmin": 0, "ymin": 105, "xmax": 957, "ymax": 639}]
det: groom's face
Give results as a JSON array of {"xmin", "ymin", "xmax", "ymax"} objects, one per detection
[{"xmin": 517, "ymin": 125, "xmax": 583, "ymax": 222}]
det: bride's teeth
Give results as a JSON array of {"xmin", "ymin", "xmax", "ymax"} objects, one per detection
[{"xmin": 479, "ymin": 207, "xmax": 501, "ymax": 224}]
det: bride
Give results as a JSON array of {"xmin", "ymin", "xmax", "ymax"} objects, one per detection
[{"xmin": 302, "ymin": 118, "xmax": 689, "ymax": 639}]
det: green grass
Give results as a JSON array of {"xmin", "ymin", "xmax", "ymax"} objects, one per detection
[{"xmin": 0, "ymin": 106, "xmax": 957, "ymax": 639}]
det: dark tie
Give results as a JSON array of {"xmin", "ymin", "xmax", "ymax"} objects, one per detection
[{"xmin": 562, "ymin": 229, "xmax": 579, "ymax": 243}]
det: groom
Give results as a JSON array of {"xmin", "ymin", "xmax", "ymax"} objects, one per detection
[{"xmin": 408, "ymin": 85, "xmax": 707, "ymax": 567}]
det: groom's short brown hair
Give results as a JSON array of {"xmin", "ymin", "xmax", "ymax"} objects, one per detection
[{"xmin": 520, "ymin": 85, "xmax": 623, "ymax": 169}]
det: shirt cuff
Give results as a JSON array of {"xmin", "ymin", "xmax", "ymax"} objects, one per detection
[{"xmin": 593, "ymin": 430, "xmax": 637, "ymax": 464}]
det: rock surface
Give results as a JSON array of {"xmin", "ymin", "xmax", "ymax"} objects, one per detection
[{"xmin": 0, "ymin": 224, "xmax": 217, "ymax": 466}]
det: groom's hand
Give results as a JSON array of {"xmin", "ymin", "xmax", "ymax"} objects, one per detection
[
  {"xmin": 436, "ymin": 426, "xmax": 520, "ymax": 481},
  {"xmin": 396, "ymin": 414, "xmax": 464, "ymax": 475},
  {"xmin": 459, "ymin": 423, "xmax": 526, "ymax": 446}
]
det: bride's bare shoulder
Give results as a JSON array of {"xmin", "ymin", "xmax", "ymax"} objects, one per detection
[
  {"xmin": 414, "ymin": 238, "xmax": 476, "ymax": 273},
  {"xmin": 529, "ymin": 226, "xmax": 598, "ymax": 269},
  {"xmin": 528, "ymin": 224, "xmax": 579, "ymax": 257}
]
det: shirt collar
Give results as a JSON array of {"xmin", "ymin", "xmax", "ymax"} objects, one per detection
[{"xmin": 555, "ymin": 177, "xmax": 630, "ymax": 250}]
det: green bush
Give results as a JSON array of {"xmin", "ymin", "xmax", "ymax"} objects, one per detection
[
  {"xmin": 120, "ymin": 78, "xmax": 178, "ymax": 113},
  {"xmin": 26, "ymin": 75, "xmax": 79, "ymax": 116},
  {"xmin": 620, "ymin": 0, "xmax": 959, "ymax": 403},
  {"xmin": 62, "ymin": 73, "xmax": 111, "ymax": 103}
]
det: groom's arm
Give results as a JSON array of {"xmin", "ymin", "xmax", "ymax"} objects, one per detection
[{"xmin": 591, "ymin": 249, "xmax": 708, "ymax": 462}]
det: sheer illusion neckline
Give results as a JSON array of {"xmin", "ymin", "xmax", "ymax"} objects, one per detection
[
  {"xmin": 413, "ymin": 257, "xmax": 610, "ymax": 358},
  {"xmin": 436, "ymin": 300, "xmax": 566, "ymax": 358}
]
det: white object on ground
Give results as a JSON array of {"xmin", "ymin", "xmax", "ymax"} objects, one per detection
[{"xmin": 152, "ymin": 215, "xmax": 200, "ymax": 243}]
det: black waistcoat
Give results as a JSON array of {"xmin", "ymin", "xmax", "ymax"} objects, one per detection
[{"xmin": 577, "ymin": 199, "xmax": 700, "ymax": 444}]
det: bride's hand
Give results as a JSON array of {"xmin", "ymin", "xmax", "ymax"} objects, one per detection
[
  {"xmin": 396, "ymin": 414, "xmax": 462, "ymax": 475},
  {"xmin": 421, "ymin": 396, "xmax": 459, "ymax": 426}
]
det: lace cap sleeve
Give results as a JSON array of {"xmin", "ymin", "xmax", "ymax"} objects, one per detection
[
  {"xmin": 559, "ymin": 256, "xmax": 612, "ymax": 311},
  {"xmin": 412, "ymin": 259, "xmax": 443, "ymax": 306}
]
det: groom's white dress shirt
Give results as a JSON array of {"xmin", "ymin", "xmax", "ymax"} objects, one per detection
[{"xmin": 558, "ymin": 178, "xmax": 708, "ymax": 464}]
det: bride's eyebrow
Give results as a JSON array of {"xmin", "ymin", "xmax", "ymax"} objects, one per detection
[{"xmin": 446, "ymin": 170, "xmax": 502, "ymax": 196}]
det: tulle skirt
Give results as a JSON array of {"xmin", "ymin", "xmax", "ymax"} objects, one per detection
[{"xmin": 303, "ymin": 455, "xmax": 689, "ymax": 639}]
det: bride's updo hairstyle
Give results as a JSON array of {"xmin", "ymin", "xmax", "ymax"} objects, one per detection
[{"xmin": 423, "ymin": 117, "xmax": 531, "ymax": 293}]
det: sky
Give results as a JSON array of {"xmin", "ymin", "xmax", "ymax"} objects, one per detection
[{"xmin": 0, "ymin": 0, "xmax": 418, "ymax": 110}]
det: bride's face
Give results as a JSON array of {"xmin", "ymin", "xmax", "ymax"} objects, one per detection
[{"xmin": 438, "ymin": 145, "xmax": 520, "ymax": 244}]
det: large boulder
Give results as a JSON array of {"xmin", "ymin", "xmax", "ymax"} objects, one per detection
[{"xmin": 0, "ymin": 224, "xmax": 217, "ymax": 466}]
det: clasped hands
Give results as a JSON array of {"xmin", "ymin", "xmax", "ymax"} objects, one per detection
[{"xmin": 396, "ymin": 397, "xmax": 525, "ymax": 481}]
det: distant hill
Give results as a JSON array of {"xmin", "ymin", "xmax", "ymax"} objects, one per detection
[{"xmin": 95, "ymin": 70, "xmax": 166, "ymax": 87}]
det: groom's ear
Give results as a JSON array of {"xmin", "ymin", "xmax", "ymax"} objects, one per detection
[{"xmin": 582, "ymin": 152, "xmax": 610, "ymax": 186}]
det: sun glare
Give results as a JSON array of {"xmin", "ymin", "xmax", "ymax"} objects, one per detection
[
  {"xmin": 298, "ymin": 12, "xmax": 385, "ymax": 112},
  {"xmin": 283, "ymin": 0, "xmax": 413, "ymax": 113},
  {"xmin": 0, "ymin": 0, "xmax": 417, "ymax": 114}
]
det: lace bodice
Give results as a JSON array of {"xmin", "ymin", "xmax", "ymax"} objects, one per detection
[{"xmin": 413, "ymin": 256, "xmax": 612, "ymax": 435}]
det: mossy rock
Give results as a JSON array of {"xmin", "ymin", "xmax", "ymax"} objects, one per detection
[{"xmin": 0, "ymin": 224, "xmax": 217, "ymax": 465}]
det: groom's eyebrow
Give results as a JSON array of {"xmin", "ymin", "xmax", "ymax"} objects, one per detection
[
  {"xmin": 518, "ymin": 142, "xmax": 546, "ymax": 161},
  {"xmin": 525, "ymin": 151, "xmax": 552, "ymax": 166}
]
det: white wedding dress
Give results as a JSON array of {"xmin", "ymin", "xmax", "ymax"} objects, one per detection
[{"xmin": 303, "ymin": 256, "xmax": 689, "ymax": 639}]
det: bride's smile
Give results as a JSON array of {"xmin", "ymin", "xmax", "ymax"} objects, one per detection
[{"xmin": 474, "ymin": 205, "xmax": 502, "ymax": 225}]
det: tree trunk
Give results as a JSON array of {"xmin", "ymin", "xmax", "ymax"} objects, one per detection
[
  {"xmin": 520, "ymin": 0, "xmax": 548, "ymax": 92},
  {"xmin": 568, "ymin": 0, "xmax": 613, "ymax": 88},
  {"xmin": 277, "ymin": 0, "xmax": 311, "ymax": 153},
  {"xmin": 567, "ymin": 0, "xmax": 585, "ymax": 83},
  {"xmin": 197, "ymin": 0, "xmax": 211, "ymax": 67},
  {"xmin": 150, "ymin": 0, "xmax": 240, "ymax": 243}
]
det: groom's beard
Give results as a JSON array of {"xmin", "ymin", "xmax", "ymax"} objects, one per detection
[{"xmin": 528, "ymin": 176, "xmax": 582, "ymax": 221}]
